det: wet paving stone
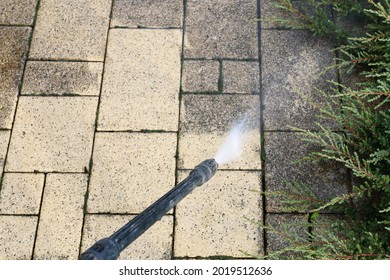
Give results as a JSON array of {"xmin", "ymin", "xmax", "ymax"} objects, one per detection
[
  {"xmin": 0, "ymin": 27, "xmax": 31, "ymax": 129},
  {"xmin": 182, "ymin": 60, "xmax": 220, "ymax": 92},
  {"xmin": 222, "ymin": 61, "xmax": 260, "ymax": 94}
]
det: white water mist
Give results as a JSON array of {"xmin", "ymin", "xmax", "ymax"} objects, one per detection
[{"xmin": 214, "ymin": 115, "xmax": 248, "ymax": 165}]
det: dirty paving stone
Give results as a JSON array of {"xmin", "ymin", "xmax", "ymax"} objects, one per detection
[
  {"xmin": 0, "ymin": 216, "xmax": 37, "ymax": 260},
  {"xmin": 262, "ymin": 30, "xmax": 338, "ymax": 130},
  {"xmin": 0, "ymin": 173, "xmax": 44, "ymax": 215},
  {"xmin": 111, "ymin": 0, "xmax": 182, "ymax": 28},
  {"xmin": 82, "ymin": 214, "xmax": 173, "ymax": 260},
  {"xmin": 185, "ymin": 0, "xmax": 258, "ymax": 59},
  {"xmin": 0, "ymin": 27, "xmax": 31, "ymax": 129},
  {"xmin": 182, "ymin": 60, "xmax": 220, "ymax": 92},
  {"xmin": 98, "ymin": 29, "xmax": 181, "ymax": 131},
  {"xmin": 87, "ymin": 132, "xmax": 177, "ymax": 213},
  {"xmin": 179, "ymin": 94, "xmax": 261, "ymax": 170},
  {"xmin": 29, "ymin": 0, "xmax": 111, "ymax": 60},
  {"xmin": 6, "ymin": 97, "xmax": 98, "ymax": 173},
  {"xmin": 22, "ymin": 61, "xmax": 103, "ymax": 96},
  {"xmin": 174, "ymin": 170, "xmax": 262, "ymax": 258},
  {"xmin": 222, "ymin": 61, "xmax": 260, "ymax": 94},
  {"xmin": 34, "ymin": 174, "xmax": 87, "ymax": 260},
  {"xmin": 0, "ymin": 0, "xmax": 37, "ymax": 25},
  {"xmin": 265, "ymin": 132, "xmax": 349, "ymax": 213},
  {"xmin": 0, "ymin": 130, "xmax": 10, "ymax": 178}
]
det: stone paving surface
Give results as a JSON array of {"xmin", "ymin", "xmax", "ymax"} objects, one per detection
[{"xmin": 0, "ymin": 1, "xmax": 349, "ymax": 260}]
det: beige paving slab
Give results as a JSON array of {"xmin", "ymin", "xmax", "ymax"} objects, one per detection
[
  {"xmin": 0, "ymin": 27, "xmax": 31, "ymax": 129},
  {"xmin": 0, "ymin": 216, "xmax": 37, "ymax": 260},
  {"xmin": 82, "ymin": 214, "xmax": 173, "ymax": 260},
  {"xmin": 0, "ymin": 0, "xmax": 37, "ymax": 25},
  {"xmin": 174, "ymin": 170, "xmax": 262, "ymax": 258},
  {"xmin": 88, "ymin": 132, "xmax": 177, "ymax": 213},
  {"xmin": 222, "ymin": 61, "xmax": 260, "ymax": 94},
  {"xmin": 6, "ymin": 97, "xmax": 98, "ymax": 172},
  {"xmin": 182, "ymin": 60, "xmax": 220, "ymax": 92},
  {"xmin": 29, "ymin": 0, "xmax": 111, "ymax": 60},
  {"xmin": 98, "ymin": 29, "xmax": 181, "ymax": 131},
  {"xmin": 0, "ymin": 131, "xmax": 10, "ymax": 178},
  {"xmin": 179, "ymin": 95, "xmax": 261, "ymax": 169},
  {"xmin": 34, "ymin": 174, "xmax": 87, "ymax": 260},
  {"xmin": 112, "ymin": 0, "xmax": 183, "ymax": 28},
  {"xmin": 0, "ymin": 173, "xmax": 44, "ymax": 215},
  {"xmin": 22, "ymin": 61, "xmax": 103, "ymax": 96}
]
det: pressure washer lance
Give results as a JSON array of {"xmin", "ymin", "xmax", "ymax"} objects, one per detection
[{"xmin": 79, "ymin": 158, "xmax": 218, "ymax": 260}]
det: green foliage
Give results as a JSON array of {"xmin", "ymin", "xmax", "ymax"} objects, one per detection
[{"xmin": 258, "ymin": 0, "xmax": 390, "ymax": 259}]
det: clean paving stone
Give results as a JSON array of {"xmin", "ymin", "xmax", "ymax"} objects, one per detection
[
  {"xmin": 0, "ymin": 0, "xmax": 37, "ymax": 25},
  {"xmin": 34, "ymin": 174, "xmax": 87, "ymax": 260},
  {"xmin": 0, "ymin": 130, "xmax": 10, "ymax": 178},
  {"xmin": 98, "ymin": 29, "xmax": 181, "ymax": 131},
  {"xmin": 111, "ymin": 0, "xmax": 182, "ymax": 28},
  {"xmin": 174, "ymin": 170, "xmax": 262, "ymax": 258},
  {"xmin": 0, "ymin": 27, "xmax": 31, "ymax": 129},
  {"xmin": 178, "ymin": 95, "xmax": 261, "ymax": 170},
  {"xmin": 0, "ymin": 173, "xmax": 44, "ymax": 215},
  {"xmin": 185, "ymin": 0, "xmax": 258, "ymax": 59},
  {"xmin": 82, "ymin": 214, "xmax": 173, "ymax": 260},
  {"xmin": 0, "ymin": 216, "xmax": 37, "ymax": 260},
  {"xmin": 29, "ymin": 0, "xmax": 111, "ymax": 60},
  {"xmin": 6, "ymin": 97, "xmax": 98, "ymax": 173},
  {"xmin": 264, "ymin": 132, "xmax": 349, "ymax": 213},
  {"xmin": 261, "ymin": 30, "xmax": 338, "ymax": 130},
  {"xmin": 222, "ymin": 61, "xmax": 260, "ymax": 94},
  {"xmin": 182, "ymin": 60, "xmax": 220, "ymax": 92},
  {"xmin": 22, "ymin": 61, "xmax": 103, "ymax": 96},
  {"xmin": 87, "ymin": 132, "xmax": 177, "ymax": 213}
]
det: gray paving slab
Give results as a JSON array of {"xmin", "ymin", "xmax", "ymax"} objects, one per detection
[
  {"xmin": 82, "ymin": 214, "xmax": 173, "ymax": 260},
  {"xmin": 98, "ymin": 29, "xmax": 181, "ymax": 131},
  {"xmin": 0, "ymin": 27, "xmax": 31, "ymax": 129},
  {"xmin": 88, "ymin": 132, "xmax": 177, "ymax": 213},
  {"xmin": 185, "ymin": 0, "xmax": 258, "ymax": 59},
  {"xmin": 265, "ymin": 132, "xmax": 349, "ymax": 213},
  {"xmin": 0, "ymin": 173, "xmax": 44, "ymax": 214},
  {"xmin": 262, "ymin": 30, "xmax": 338, "ymax": 130},
  {"xmin": 112, "ymin": 0, "xmax": 182, "ymax": 28},
  {"xmin": 22, "ymin": 61, "xmax": 103, "ymax": 96},
  {"xmin": 6, "ymin": 97, "xmax": 98, "ymax": 172},
  {"xmin": 179, "ymin": 94, "xmax": 261, "ymax": 170},
  {"xmin": 0, "ymin": 216, "xmax": 37, "ymax": 260},
  {"xmin": 0, "ymin": 130, "xmax": 10, "ymax": 178},
  {"xmin": 0, "ymin": 0, "xmax": 37, "ymax": 25},
  {"xmin": 34, "ymin": 174, "xmax": 87, "ymax": 260},
  {"xmin": 29, "ymin": 0, "xmax": 111, "ymax": 60},
  {"xmin": 182, "ymin": 60, "xmax": 220, "ymax": 92},
  {"xmin": 174, "ymin": 170, "xmax": 262, "ymax": 258},
  {"xmin": 222, "ymin": 61, "xmax": 260, "ymax": 94}
]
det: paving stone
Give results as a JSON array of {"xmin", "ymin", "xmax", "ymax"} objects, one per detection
[
  {"xmin": 0, "ymin": 216, "xmax": 37, "ymax": 260},
  {"xmin": 182, "ymin": 60, "xmax": 219, "ymax": 92},
  {"xmin": 6, "ymin": 97, "xmax": 98, "ymax": 172},
  {"xmin": 34, "ymin": 174, "xmax": 87, "ymax": 260},
  {"xmin": 185, "ymin": 0, "xmax": 258, "ymax": 59},
  {"xmin": 179, "ymin": 95, "xmax": 261, "ymax": 170},
  {"xmin": 0, "ymin": 0, "xmax": 37, "ymax": 25},
  {"xmin": 0, "ymin": 131, "xmax": 10, "ymax": 178},
  {"xmin": 0, "ymin": 27, "xmax": 31, "ymax": 129},
  {"xmin": 0, "ymin": 173, "xmax": 44, "ymax": 215},
  {"xmin": 266, "ymin": 214, "xmax": 308, "ymax": 258},
  {"xmin": 262, "ymin": 30, "xmax": 338, "ymax": 130},
  {"xmin": 82, "ymin": 214, "xmax": 173, "ymax": 260},
  {"xmin": 264, "ymin": 132, "xmax": 349, "ymax": 213},
  {"xmin": 112, "ymin": 0, "xmax": 182, "ymax": 28},
  {"xmin": 222, "ymin": 61, "xmax": 260, "ymax": 94},
  {"xmin": 29, "ymin": 0, "xmax": 111, "ymax": 60},
  {"xmin": 22, "ymin": 61, "xmax": 103, "ymax": 96},
  {"xmin": 174, "ymin": 170, "xmax": 262, "ymax": 258},
  {"xmin": 98, "ymin": 29, "xmax": 181, "ymax": 131},
  {"xmin": 88, "ymin": 132, "xmax": 177, "ymax": 213}
]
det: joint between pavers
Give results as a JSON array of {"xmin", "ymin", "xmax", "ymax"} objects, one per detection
[
  {"xmin": 31, "ymin": 173, "xmax": 47, "ymax": 260},
  {"xmin": 110, "ymin": 25, "xmax": 182, "ymax": 30},
  {"xmin": 28, "ymin": 58, "xmax": 104, "ymax": 63}
]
